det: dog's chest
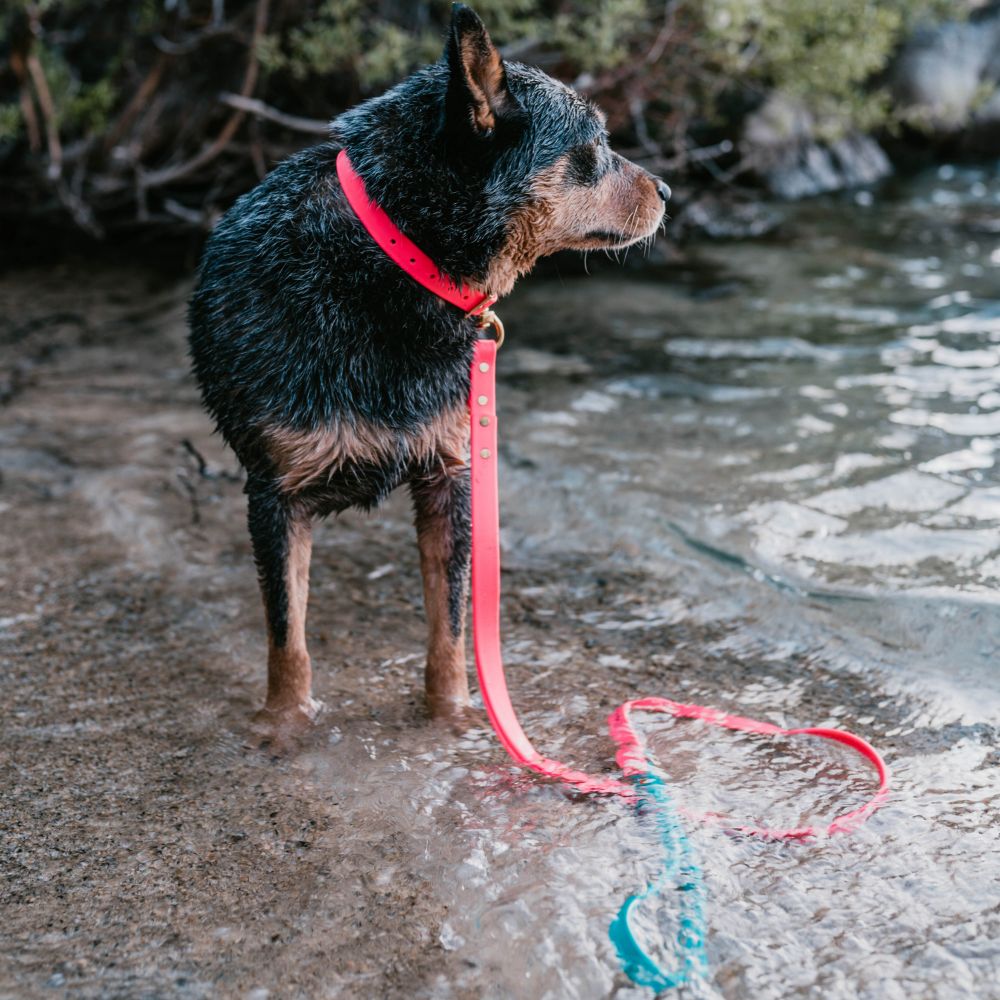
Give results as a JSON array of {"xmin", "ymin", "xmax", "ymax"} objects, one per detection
[{"xmin": 262, "ymin": 405, "xmax": 469, "ymax": 494}]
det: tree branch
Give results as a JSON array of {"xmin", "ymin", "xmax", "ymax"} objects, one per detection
[
  {"xmin": 104, "ymin": 53, "xmax": 170, "ymax": 152},
  {"xmin": 25, "ymin": 51, "xmax": 62, "ymax": 179},
  {"xmin": 217, "ymin": 93, "xmax": 330, "ymax": 135},
  {"xmin": 139, "ymin": 0, "xmax": 270, "ymax": 191}
]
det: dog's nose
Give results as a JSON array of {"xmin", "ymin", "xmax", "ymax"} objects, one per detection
[{"xmin": 655, "ymin": 178, "xmax": 672, "ymax": 203}]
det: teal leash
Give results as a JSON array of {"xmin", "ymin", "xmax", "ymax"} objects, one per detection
[{"xmin": 609, "ymin": 770, "xmax": 708, "ymax": 992}]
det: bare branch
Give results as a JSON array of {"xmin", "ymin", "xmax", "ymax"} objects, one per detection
[
  {"xmin": 218, "ymin": 93, "xmax": 330, "ymax": 135},
  {"xmin": 629, "ymin": 95, "xmax": 663, "ymax": 158},
  {"xmin": 9, "ymin": 48, "xmax": 42, "ymax": 153},
  {"xmin": 645, "ymin": 0, "xmax": 681, "ymax": 65},
  {"xmin": 55, "ymin": 178, "xmax": 103, "ymax": 237},
  {"xmin": 152, "ymin": 23, "xmax": 238, "ymax": 56},
  {"xmin": 104, "ymin": 53, "xmax": 171, "ymax": 152},
  {"xmin": 163, "ymin": 198, "xmax": 208, "ymax": 226},
  {"xmin": 140, "ymin": 0, "xmax": 270, "ymax": 191},
  {"xmin": 25, "ymin": 51, "xmax": 62, "ymax": 179}
]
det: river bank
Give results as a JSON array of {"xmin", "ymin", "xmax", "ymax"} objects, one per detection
[{"xmin": 2, "ymin": 161, "xmax": 999, "ymax": 998}]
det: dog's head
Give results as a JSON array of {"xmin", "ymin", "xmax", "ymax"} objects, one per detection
[{"xmin": 334, "ymin": 4, "xmax": 670, "ymax": 293}]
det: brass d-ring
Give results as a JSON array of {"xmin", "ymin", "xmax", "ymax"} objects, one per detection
[{"xmin": 477, "ymin": 308, "xmax": 505, "ymax": 349}]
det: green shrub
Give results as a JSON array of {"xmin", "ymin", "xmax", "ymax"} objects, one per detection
[{"xmin": 0, "ymin": 0, "xmax": 964, "ymax": 231}]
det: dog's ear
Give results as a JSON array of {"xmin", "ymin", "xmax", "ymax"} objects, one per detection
[{"xmin": 445, "ymin": 4, "xmax": 521, "ymax": 138}]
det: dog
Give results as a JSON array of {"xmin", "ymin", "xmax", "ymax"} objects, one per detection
[{"xmin": 188, "ymin": 3, "xmax": 670, "ymax": 741}]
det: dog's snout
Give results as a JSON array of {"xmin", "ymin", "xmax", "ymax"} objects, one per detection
[{"xmin": 655, "ymin": 178, "xmax": 671, "ymax": 204}]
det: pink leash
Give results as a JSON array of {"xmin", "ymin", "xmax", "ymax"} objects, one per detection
[{"xmin": 469, "ymin": 337, "xmax": 890, "ymax": 839}]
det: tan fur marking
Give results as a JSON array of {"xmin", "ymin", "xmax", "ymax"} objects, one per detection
[
  {"xmin": 265, "ymin": 519, "xmax": 313, "ymax": 711},
  {"xmin": 414, "ymin": 481, "xmax": 469, "ymax": 711},
  {"xmin": 485, "ymin": 154, "xmax": 664, "ymax": 297},
  {"xmin": 459, "ymin": 34, "xmax": 506, "ymax": 132},
  {"xmin": 263, "ymin": 407, "xmax": 469, "ymax": 494}
]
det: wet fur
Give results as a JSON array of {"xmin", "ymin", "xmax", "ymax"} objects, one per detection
[{"xmin": 187, "ymin": 4, "xmax": 668, "ymax": 727}]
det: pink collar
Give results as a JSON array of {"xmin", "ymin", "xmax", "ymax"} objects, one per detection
[{"xmin": 336, "ymin": 149, "xmax": 497, "ymax": 318}]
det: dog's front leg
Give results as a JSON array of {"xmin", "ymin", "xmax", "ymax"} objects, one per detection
[
  {"xmin": 246, "ymin": 477, "xmax": 321, "ymax": 738},
  {"xmin": 410, "ymin": 468, "xmax": 471, "ymax": 717}
]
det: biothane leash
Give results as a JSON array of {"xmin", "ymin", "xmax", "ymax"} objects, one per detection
[
  {"xmin": 470, "ymin": 335, "xmax": 890, "ymax": 833},
  {"xmin": 338, "ymin": 149, "xmax": 891, "ymax": 989}
]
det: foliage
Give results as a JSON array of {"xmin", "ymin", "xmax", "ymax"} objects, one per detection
[
  {"xmin": 257, "ymin": 0, "xmax": 441, "ymax": 87},
  {"xmin": 550, "ymin": 0, "xmax": 649, "ymax": 71},
  {"xmin": 701, "ymin": 0, "xmax": 956, "ymax": 136},
  {"xmin": 0, "ymin": 102, "xmax": 22, "ymax": 142},
  {"xmin": 0, "ymin": 0, "xmax": 964, "ymax": 234}
]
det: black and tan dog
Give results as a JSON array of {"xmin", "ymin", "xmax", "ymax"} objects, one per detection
[{"xmin": 188, "ymin": 4, "xmax": 669, "ymax": 740}]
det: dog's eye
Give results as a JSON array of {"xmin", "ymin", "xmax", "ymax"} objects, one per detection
[{"xmin": 567, "ymin": 142, "xmax": 601, "ymax": 186}]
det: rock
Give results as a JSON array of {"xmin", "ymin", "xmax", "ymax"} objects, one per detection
[
  {"xmin": 741, "ymin": 94, "xmax": 892, "ymax": 200},
  {"xmin": 891, "ymin": 2, "xmax": 1000, "ymax": 135}
]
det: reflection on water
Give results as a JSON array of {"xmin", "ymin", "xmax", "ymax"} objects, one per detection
[{"xmin": 509, "ymin": 164, "xmax": 1000, "ymax": 604}]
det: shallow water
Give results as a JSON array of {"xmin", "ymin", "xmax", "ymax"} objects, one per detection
[
  {"xmin": 466, "ymin": 163, "xmax": 1000, "ymax": 998},
  {"xmin": 3, "ymin": 164, "xmax": 1000, "ymax": 998}
]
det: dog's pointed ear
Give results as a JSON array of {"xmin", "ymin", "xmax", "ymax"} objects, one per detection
[{"xmin": 445, "ymin": 4, "xmax": 520, "ymax": 137}]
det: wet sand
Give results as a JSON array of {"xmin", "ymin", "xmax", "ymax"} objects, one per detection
[{"xmin": 1, "ymin": 265, "xmax": 700, "ymax": 999}]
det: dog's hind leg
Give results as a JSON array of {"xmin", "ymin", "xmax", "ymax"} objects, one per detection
[
  {"xmin": 410, "ymin": 467, "xmax": 471, "ymax": 717},
  {"xmin": 246, "ymin": 477, "xmax": 320, "ymax": 738}
]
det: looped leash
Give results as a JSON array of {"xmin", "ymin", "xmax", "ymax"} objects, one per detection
[
  {"xmin": 609, "ymin": 768, "xmax": 708, "ymax": 992},
  {"xmin": 470, "ymin": 338, "xmax": 889, "ymax": 829}
]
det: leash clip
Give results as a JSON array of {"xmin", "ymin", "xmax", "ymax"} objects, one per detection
[{"xmin": 477, "ymin": 307, "xmax": 505, "ymax": 349}]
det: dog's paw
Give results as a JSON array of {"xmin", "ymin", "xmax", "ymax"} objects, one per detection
[
  {"xmin": 249, "ymin": 697, "xmax": 324, "ymax": 755},
  {"xmin": 427, "ymin": 696, "xmax": 484, "ymax": 736}
]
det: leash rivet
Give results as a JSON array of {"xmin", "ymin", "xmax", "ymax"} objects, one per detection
[
  {"xmin": 477, "ymin": 395, "xmax": 488, "ymax": 405},
  {"xmin": 480, "ymin": 448, "xmax": 491, "ymax": 459},
  {"xmin": 480, "ymin": 417, "xmax": 490, "ymax": 426},
  {"xmin": 479, "ymin": 362, "xmax": 490, "ymax": 372}
]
